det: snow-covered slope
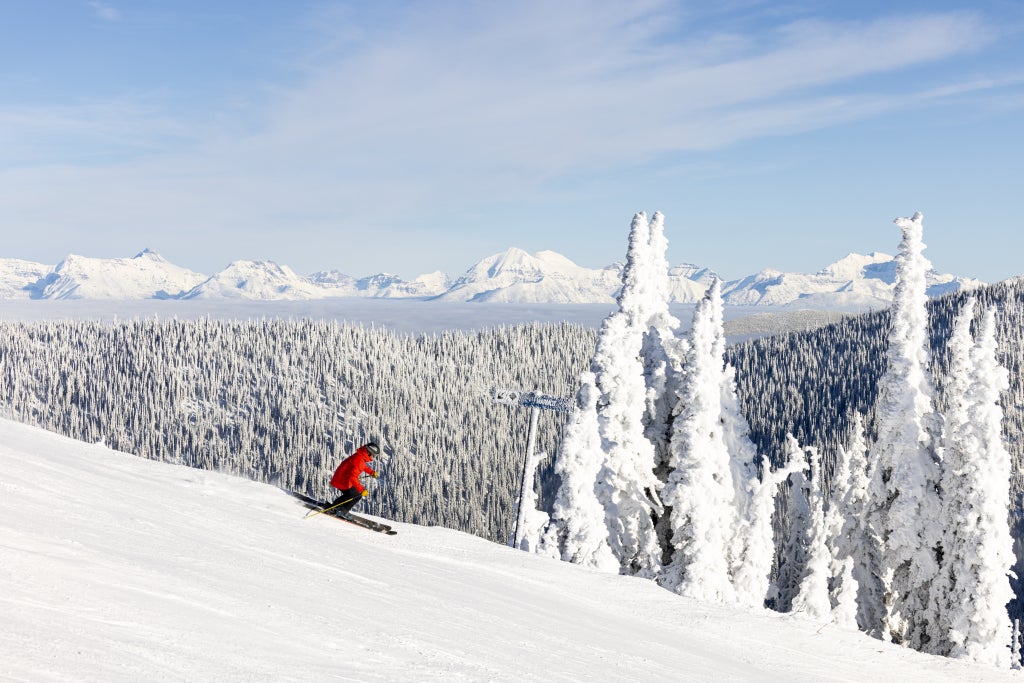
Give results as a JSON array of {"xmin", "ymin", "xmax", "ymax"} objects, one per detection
[
  {"xmin": 196, "ymin": 267, "xmax": 454, "ymax": 300},
  {"xmin": 668, "ymin": 263, "xmax": 718, "ymax": 302},
  {"xmin": 356, "ymin": 271, "xmax": 451, "ymax": 298},
  {"xmin": 31, "ymin": 249, "xmax": 206, "ymax": 300},
  {"xmin": 298, "ymin": 269, "xmax": 452, "ymax": 299},
  {"xmin": 1, "ymin": 418, "xmax": 1014, "ymax": 681},
  {"xmin": 0, "ymin": 258, "xmax": 51, "ymax": 299}
]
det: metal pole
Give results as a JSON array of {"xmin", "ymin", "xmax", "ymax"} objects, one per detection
[{"xmin": 512, "ymin": 405, "xmax": 540, "ymax": 549}]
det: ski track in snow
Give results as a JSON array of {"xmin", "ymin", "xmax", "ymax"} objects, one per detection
[{"xmin": 0, "ymin": 418, "xmax": 1016, "ymax": 681}]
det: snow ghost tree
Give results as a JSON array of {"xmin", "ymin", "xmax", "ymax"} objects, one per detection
[
  {"xmin": 640, "ymin": 211, "xmax": 685, "ymax": 481},
  {"xmin": 730, "ymin": 425, "xmax": 803, "ymax": 609},
  {"xmin": 660, "ymin": 279, "xmax": 737, "ymax": 601},
  {"xmin": 773, "ymin": 434, "xmax": 813, "ymax": 613},
  {"xmin": 829, "ymin": 413, "xmax": 876, "ymax": 630},
  {"xmin": 928, "ymin": 298, "xmax": 978, "ymax": 654},
  {"xmin": 540, "ymin": 210, "xmax": 667, "ymax": 581},
  {"xmin": 864, "ymin": 212, "xmax": 943, "ymax": 647},
  {"xmin": 658, "ymin": 277, "xmax": 776, "ymax": 606},
  {"xmin": 637, "ymin": 212, "xmax": 689, "ymax": 564},
  {"xmin": 932, "ymin": 302, "xmax": 1015, "ymax": 666},
  {"xmin": 537, "ymin": 371, "xmax": 618, "ymax": 571},
  {"xmin": 590, "ymin": 213, "xmax": 664, "ymax": 577},
  {"xmin": 791, "ymin": 446, "xmax": 833, "ymax": 620}
]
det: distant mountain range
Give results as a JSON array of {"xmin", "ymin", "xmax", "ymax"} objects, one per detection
[{"xmin": 0, "ymin": 247, "xmax": 983, "ymax": 308}]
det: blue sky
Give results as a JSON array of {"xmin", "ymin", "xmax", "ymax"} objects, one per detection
[{"xmin": 1, "ymin": 1, "xmax": 1022, "ymax": 281}]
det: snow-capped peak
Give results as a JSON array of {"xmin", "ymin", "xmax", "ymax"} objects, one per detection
[
  {"xmin": 183, "ymin": 260, "xmax": 322, "ymax": 300},
  {"xmin": 816, "ymin": 252, "xmax": 894, "ymax": 280},
  {"xmin": 439, "ymin": 248, "xmax": 622, "ymax": 303},
  {"xmin": 133, "ymin": 248, "xmax": 167, "ymax": 262},
  {"xmin": 32, "ymin": 250, "xmax": 206, "ymax": 300},
  {"xmin": 475, "ymin": 247, "xmax": 547, "ymax": 279}
]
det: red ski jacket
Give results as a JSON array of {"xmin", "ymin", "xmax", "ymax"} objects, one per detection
[{"xmin": 330, "ymin": 446, "xmax": 377, "ymax": 494}]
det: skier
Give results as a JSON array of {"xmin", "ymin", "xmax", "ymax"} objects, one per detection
[{"xmin": 325, "ymin": 442, "xmax": 380, "ymax": 519}]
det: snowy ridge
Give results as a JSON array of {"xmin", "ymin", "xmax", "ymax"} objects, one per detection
[
  {"xmin": 0, "ymin": 258, "xmax": 51, "ymax": 298},
  {"xmin": 723, "ymin": 251, "xmax": 981, "ymax": 308},
  {"xmin": 1, "ymin": 417, "xmax": 1013, "ymax": 681},
  {"xmin": 182, "ymin": 260, "xmax": 327, "ymax": 300},
  {"xmin": 24, "ymin": 249, "xmax": 206, "ymax": 300},
  {"xmin": 0, "ymin": 247, "xmax": 982, "ymax": 307}
]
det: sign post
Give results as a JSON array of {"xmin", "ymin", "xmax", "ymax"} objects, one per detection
[{"xmin": 491, "ymin": 388, "xmax": 572, "ymax": 549}]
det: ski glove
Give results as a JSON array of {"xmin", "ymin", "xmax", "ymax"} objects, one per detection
[
  {"xmin": 371, "ymin": 472, "xmax": 379, "ymax": 478},
  {"xmin": 361, "ymin": 490, "xmax": 369, "ymax": 497}
]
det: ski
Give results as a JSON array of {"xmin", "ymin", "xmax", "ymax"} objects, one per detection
[
  {"xmin": 335, "ymin": 512, "xmax": 397, "ymax": 536},
  {"xmin": 284, "ymin": 490, "xmax": 397, "ymax": 535}
]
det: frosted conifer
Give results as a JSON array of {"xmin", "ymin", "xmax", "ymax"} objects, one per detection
[
  {"xmin": 731, "ymin": 433, "xmax": 803, "ymax": 608},
  {"xmin": 538, "ymin": 371, "xmax": 618, "ymax": 570},
  {"xmin": 831, "ymin": 413, "xmax": 877, "ymax": 631},
  {"xmin": 592, "ymin": 213, "xmax": 662, "ymax": 578},
  {"xmin": 792, "ymin": 446, "xmax": 833, "ymax": 619},
  {"xmin": 660, "ymin": 279, "xmax": 737, "ymax": 602},
  {"xmin": 641, "ymin": 211, "xmax": 685, "ymax": 480},
  {"xmin": 774, "ymin": 434, "xmax": 812, "ymax": 613},
  {"xmin": 831, "ymin": 558, "xmax": 860, "ymax": 628},
  {"xmin": 864, "ymin": 212, "xmax": 943, "ymax": 647},
  {"xmin": 938, "ymin": 306, "xmax": 1015, "ymax": 666},
  {"xmin": 928, "ymin": 298, "xmax": 977, "ymax": 653}
]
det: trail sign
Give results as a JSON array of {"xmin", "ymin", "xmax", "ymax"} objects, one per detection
[
  {"xmin": 491, "ymin": 386, "xmax": 573, "ymax": 550},
  {"xmin": 491, "ymin": 388, "xmax": 572, "ymax": 414}
]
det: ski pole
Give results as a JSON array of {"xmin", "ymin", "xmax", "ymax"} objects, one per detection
[{"xmin": 305, "ymin": 496, "xmax": 356, "ymax": 520}]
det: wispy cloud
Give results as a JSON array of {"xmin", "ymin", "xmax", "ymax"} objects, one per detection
[
  {"xmin": 247, "ymin": 4, "xmax": 998, "ymax": 175},
  {"xmin": 88, "ymin": 1, "xmax": 121, "ymax": 22}
]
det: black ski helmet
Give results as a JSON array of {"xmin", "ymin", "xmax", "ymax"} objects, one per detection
[{"xmin": 366, "ymin": 442, "xmax": 381, "ymax": 456}]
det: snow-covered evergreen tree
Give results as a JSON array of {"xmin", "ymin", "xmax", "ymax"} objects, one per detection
[
  {"xmin": 774, "ymin": 434, "xmax": 812, "ymax": 613},
  {"xmin": 721, "ymin": 350, "xmax": 788, "ymax": 608},
  {"xmin": 928, "ymin": 298, "xmax": 978, "ymax": 653},
  {"xmin": 831, "ymin": 558, "xmax": 859, "ymax": 628},
  {"xmin": 660, "ymin": 279, "xmax": 737, "ymax": 601},
  {"xmin": 537, "ymin": 371, "xmax": 617, "ymax": 570},
  {"xmin": 936, "ymin": 305, "xmax": 1015, "ymax": 666},
  {"xmin": 791, "ymin": 446, "xmax": 833, "ymax": 619},
  {"xmin": 770, "ymin": 436, "xmax": 827, "ymax": 618},
  {"xmin": 829, "ymin": 413, "xmax": 875, "ymax": 630},
  {"xmin": 638, "ymin": 212, "xmax": 687, "ymax": 562},
  {"xmin": 864, "ymin": 212, "xmax": 943, "ymax": 647},
  {"xmin": 641, "ymin": 211, "xmax": 684, "ymax": 481},
  {"xmin": 731, "ymin": 433, "xmax": 803, "ymax": 608},
  {"xmin": 592, "ymin": 213, "xmax": 662, "ymax": 578}
]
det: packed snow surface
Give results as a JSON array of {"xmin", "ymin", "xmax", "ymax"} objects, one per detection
[{"xmin": 1, "ymin": 419, "xmax": 1014, "ymax": 681}]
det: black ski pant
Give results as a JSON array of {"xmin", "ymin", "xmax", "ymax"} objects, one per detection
[{"xmin": 328, "ymin": 487, "xmax": 362, "ymax": 516}]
